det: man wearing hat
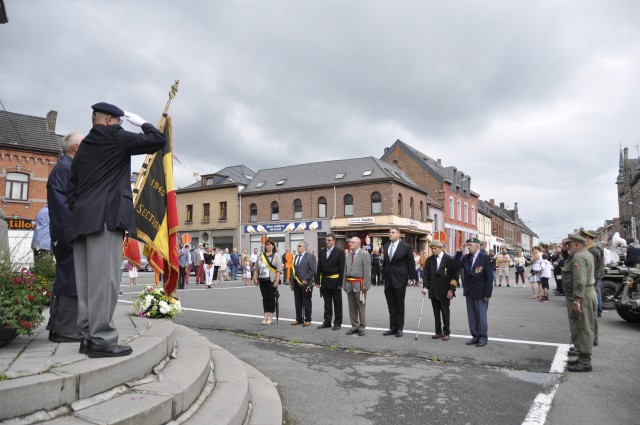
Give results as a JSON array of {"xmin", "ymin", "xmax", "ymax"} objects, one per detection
[
  {"xmin": 454, "ymin": 238, "xmax": 493, "ymax": 347},
  {"xmin": 421, "ymin": 240, "xmax": 457, "ymax": 341},
  {"xmin": 562, "ymin": 233, "xmax": 596, "ymax": 372},
  {"xmin": 580, "ymin": 229, "xmax": 604, "ymax": 324},
  {"xmin": 68, "ymin": 102, "xmax": 166, "ymax": 357}
]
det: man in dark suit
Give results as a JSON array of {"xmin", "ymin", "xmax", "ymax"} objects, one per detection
[
  {"xmin": 382, "ymin": 227, "xmax": 415, "ymax": 337},
  {"xmin": 421, "ymin": 240, "xmax": 457, "ymax": 341},
  {"xmin": 454, "ymin": 238, "xmax": 494, "ymax": 347},
  {"xmin": 291, "ymin": 241, "xmax": 317, "ymax": 326},
  {"xmin": 68, "ymin": 102, "xmax": 166, "ymax": 358},
  {"xmin": 316, "ymin": 233, "xmax": 345, "ymax": 330},
  {"xmin": 47, "ymin": 132, "xmax": 84, "ymax": 343}
]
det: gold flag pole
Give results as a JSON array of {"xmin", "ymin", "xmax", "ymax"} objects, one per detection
[{"xmin": 132, "ymin": 80, "xmax": 179, "ymax": 203}]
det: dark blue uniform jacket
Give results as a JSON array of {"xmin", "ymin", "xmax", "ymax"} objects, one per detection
[{"xmin": 67, "ymin": 123, "xmax": 166, "ymax": 241}]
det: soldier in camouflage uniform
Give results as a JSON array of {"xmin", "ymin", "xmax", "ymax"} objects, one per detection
[{"xmin": 562, "ymin": 233, "xmax": 597, "ymax": 372}]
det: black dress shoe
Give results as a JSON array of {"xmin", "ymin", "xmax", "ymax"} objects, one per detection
[
  {"xmin": 567, "ymin": 359, "xmax": 579, "ymax": 365},
  {"xmin": 567, "ymin": 363, "xmax": 592, "ymax": 372},
  {"xmin": 465, "ymin": 339, "xmax": 479, "ymax": 345},
  {"xmin": 358, "ymin": 329, "xmax": 365, "ymax": 336},
  {"xmin": 476, "ymin": 341, "xmax": 487, "ymax": 347},
  {"xmin": 79, "ymin": 337, "xmax": 91, "ymax": 354},
  {"xmin": 87, "ymin": 344, "xmax": 133, "ymax": 358},
  {"xmin": 346, "ymin": 329, "xmax": 358, "ymax": 335},
  {"xmin": 332, "ymin": 325, "xmax": 341, "ymax": 331},
  {"xmin": 383, "ymin": 330, "xmax": 396, "ymax": 336},
  {"xmin": 49, "ymin": 332, "xmax": 84, "ymax": 343},
  {"xmin": 318, "ymin": 323, "xmax": 332, "ymax": 329},
  {"xmin": 395, "ymin": 331, "xmax": 403, "ymax": 337}
]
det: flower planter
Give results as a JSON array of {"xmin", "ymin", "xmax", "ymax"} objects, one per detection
[{"xmin": 0, "ymin": 324, "xmax": 17, "ymax": 348}]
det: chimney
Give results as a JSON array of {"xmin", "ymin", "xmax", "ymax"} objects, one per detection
[
  {"xmin": 489, "ymin": 199, "xmax": 495, "ymax": 207},
  {"xmin": 500, "ymin": 202, "xmax": 505, "ymax": 209},
  {"xmin": 384, "ymin": 147, "xmax": 389, "ymax": 154},
  {"xmin": 46, "ymin": 110, "xmax": 58, "ymax": 132},
  {"xmin": 437, "ymin": 159, "xmax": 442, "ymax": 165}
]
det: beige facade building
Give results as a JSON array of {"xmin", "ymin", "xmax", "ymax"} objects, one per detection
[{"xmin": 175, "ymin": 166, "xmax": 255, "ymax": 250}]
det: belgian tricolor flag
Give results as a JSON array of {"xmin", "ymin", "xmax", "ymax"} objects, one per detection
[{"xmin": 133, "ymin": 116, "xmax": 179, "ymax": 296}]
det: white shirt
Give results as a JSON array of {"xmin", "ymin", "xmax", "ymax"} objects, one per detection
[{"xmin": 436, "ymin": 252, "xmax": 443, "ymax": 270}]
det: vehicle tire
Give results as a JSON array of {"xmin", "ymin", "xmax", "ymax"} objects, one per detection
[
  {"xmin": 143, "ymin": 264, "xmax": 150, "ymax": 272},
  {"xmin": 615, "ymin": 305, "xmax": 640, "ymax": 322},
  {"xmin": 601, "ymin": 280, "xmax": 618, "ymax": 310}
]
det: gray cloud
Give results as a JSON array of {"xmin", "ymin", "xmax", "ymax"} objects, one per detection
[{"xmin": 2, "ymin": 0, "xmax": 639, "ymax": 241}]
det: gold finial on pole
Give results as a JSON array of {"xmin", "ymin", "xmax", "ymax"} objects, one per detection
[
  {"xmin": 134, "ymin": 80, "xmax": 180, "ymax": 202},
  {"xmin": 157, "ymin": 80, "xmax": 180, "ymax": 131}
]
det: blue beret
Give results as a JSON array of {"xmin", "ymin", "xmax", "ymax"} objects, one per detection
[{"xmin": 91, "ymin": 102, "xmax": 124, "ymax": 117}]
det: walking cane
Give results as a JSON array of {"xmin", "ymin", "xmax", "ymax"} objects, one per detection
[{"xmin": 415, "ymin": 292, "xmax": 426, "ymax": 341}]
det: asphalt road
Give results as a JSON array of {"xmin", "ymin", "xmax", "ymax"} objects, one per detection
[{"xmin": 119, "ymin": 271, "xmax": 640, "ymax": 425}]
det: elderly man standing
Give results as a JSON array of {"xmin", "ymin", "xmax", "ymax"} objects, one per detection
[
  {"xmin": 68, "ymin": 102, "xmax": 166, "ymax": 357},
  {"xmin": 343, "ymin": 237, "xmax": 371, "ymax": 336},
  {"xmin": 193, "ymin": 243, "xmax": 205, "ymax": 284},
  {"xmin": 47, "ymin": 132, "xmax": 84, "ymax": 343},
  {"xmin": 422, "ymin": 240, "xmax": 457, "ymax": 341},
  {"xmin": 563, "ymin": 233, "xmax": 597, "ymax": 372},
  {"xmin": 455, "ymin": 238, "xmax": 494, "ymax": 347},
  {"xmin": 178, "ymin": 242, "xmax": 191, "ymax": 289},
  {"xmin": 316, "ymin": 233, "xmax": 345, "ymax": 330},
  {"xmin": 291, "ymin": 241, "xmax": 317, "ymax": 326}
]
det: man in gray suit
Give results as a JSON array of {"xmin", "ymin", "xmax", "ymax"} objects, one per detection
[
  {"xmin": 291, "ymin": 241, "xmax": 317, "ymax": 326},
  {"xmin": 343, "ymin": 237, "xmax": 371, "ymax": 336}
]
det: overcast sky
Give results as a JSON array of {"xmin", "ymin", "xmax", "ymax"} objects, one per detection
[{"xmin": 2, "ymin": 0, "xmax": 638, "ymax": 242}]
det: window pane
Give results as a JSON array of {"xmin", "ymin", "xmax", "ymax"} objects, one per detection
[
  {"xmin": 21, "ymin": 183, "xmax": 28, "ymax": 200},
  {"xmin": 345, "ymin": 204, "xmax": 353, "ymax": 216},
  {"xmin": 372, "ymin": 202, "xmax": 382, "ymax": 214},
  {"xmin": 319, "ymin": 203, "xmax": 326, "ymax": 218}
]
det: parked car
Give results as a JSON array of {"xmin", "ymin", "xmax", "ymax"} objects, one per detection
[{"xmin": 122, "ymin": 256, "xmax": 150, "ymax": 272}]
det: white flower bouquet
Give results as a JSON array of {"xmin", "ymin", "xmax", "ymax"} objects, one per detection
[{"xmin": 131, "ymin": 285, "xmax": 181, "ymax": 319}]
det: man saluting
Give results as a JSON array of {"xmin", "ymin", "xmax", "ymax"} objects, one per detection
[{"xmin": 454, "ymin": 238, "xmax": 493, "ymax": 347}]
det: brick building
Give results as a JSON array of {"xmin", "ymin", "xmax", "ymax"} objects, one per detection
[
  {"xmin": 616, "ymin": 147, "xmax": 640, "ymax": 240},
  {"xmin": 0, "ymin": 109, "xmax": 61, "ymax": 223},
  {"xmin": 239, "ymin": 157, "xmax": 432, "ymax": 254},
  {"xmin": 175, "ymin": 165, "xmax": 255, "ymax": 250},
  {"xmin": 381, "ymin": 140, "xmax": 478, "ymax": 253}
]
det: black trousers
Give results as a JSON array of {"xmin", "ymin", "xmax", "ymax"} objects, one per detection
[
  {"xmin": 371, "ymin": 268, "xmax": 382, "ymax": 285},
  {"xmin": 259, "ymin": 279, "xmax": 277, "ymax": 313},
  {"xmin": 322, "ymin": 287, "xmax": 342, "ymax": 326},
  {"xmin": 384, "ymin": 285, "xmax": 406, "ymax": 331},
  {"xmin": 293, "ymin": 283, "xmax": 312, "ymax": 322},
  {"xmin": 431, "ymin": 298, "xmax": 451, "ymax": 335},
  {"xmin": 178, "ymin": 266, "xmax": 187, "ymax": 288}
]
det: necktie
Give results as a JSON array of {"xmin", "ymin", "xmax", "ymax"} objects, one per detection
[
  {"xmin": 351, "ymin": 252, "xmax": 355, "ymax": 265},
  {"xmin": 389, "ymin": 244, "xmax": 395, "ymax": 259},
  {"xmin": 296, "ymin": 255, "xmax": 301, "ymax": 268}
]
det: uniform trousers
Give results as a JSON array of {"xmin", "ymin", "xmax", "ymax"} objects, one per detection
[
  {"xmin": 322, "ymin": 285, "xmax": 343, "ymax": 326},
  {"xmin": 346, "ymin": 290, "xmax": 366, "ymax": 330},
  {"xmin": 48, "ymin": 295, "xmax": 82, "ymax": 335},
  {"xmin": 384, "ymin": 285, "xmax": 406, "ymax": 331},
  {"xmin": 466, "ymin": 296, "xmax": 489, "ymax": 344},
  {"xmin": 196, "ymin": 261, "xmax": 205, "ymax": 283},
  {"xmin": 292, "ymin": 283, "xmax": 312, "ymax": 322},
  {"xmin": 567, "ymin": 286, "xmax": 597, "ymax": 366},
  {"xmin": 431, "ymin": 298, "xmax": 451, "ymax": 335},
  {"xmin": 73, "ymin": 226, "xmax": 122, "ymax": 347}
]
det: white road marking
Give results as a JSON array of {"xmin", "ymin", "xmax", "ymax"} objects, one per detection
[{"xmin": 118, "ymin": 299, "xmax": 570, "ymax": 423}]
